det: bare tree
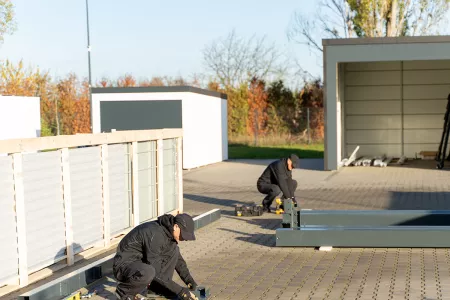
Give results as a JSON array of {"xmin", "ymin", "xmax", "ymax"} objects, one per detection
[
  {"xmin": 287, "ymin": 0, "xmax": 354, "ymax": 53},
  {"xmin": 0, "ymin": 0, "xmax": 16, "ymax": 44},
  {"xmin": 288, "ymin": 0, "xmax": 450, "ymax": 53},
  {"xmin": 202, "ymin": 29, "xmax": 282, "ymax": 88}
]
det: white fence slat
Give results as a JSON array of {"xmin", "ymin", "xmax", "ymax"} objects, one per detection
[
  {"xmin": 69, "ymin": 147, "xmax": 103, "ymax": 254},
  {"xmin": 61, "ymin": 148, "xmax": 74, "ymax": 266},
  {"xmin": 101, "ymin": 145, "xmax": 110, "ymax": 247}
]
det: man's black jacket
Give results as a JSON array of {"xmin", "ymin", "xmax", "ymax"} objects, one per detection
[
  {"xmin": 257, "ymin": 157, "xmax": 295, "ymax": 198},
  {"xmin": 112, "ymin": 214, "xmax": 194, "ymax": 295}
]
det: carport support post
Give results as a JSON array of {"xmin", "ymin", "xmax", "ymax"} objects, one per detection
[{"xmin": 323, "ymin": 52, "xmax": 341, "ymax": 171}]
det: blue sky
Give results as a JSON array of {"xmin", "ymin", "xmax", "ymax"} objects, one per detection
[{"xmin": 0, "ymin": 0, "xmax": 321, "ymax": 86}]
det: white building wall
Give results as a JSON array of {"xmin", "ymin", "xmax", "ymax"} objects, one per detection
[
  {"xmin": 0, "ymin": 96, "xmax": 41, "ymax": 141},
  {"xmin": 92, "ymin": 91, "xmax": 227, "ymax": 169},
  {"xmin": 182, "ymin": 93, "xmax": 225, "ymax": 169}
]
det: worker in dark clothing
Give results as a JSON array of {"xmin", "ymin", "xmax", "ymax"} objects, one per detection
[
  {"xmin": 256, "ymin": 154, "xmax": 300, "ymax": 212},
  {"xmin": 113, "ymin": 213, "xmax": 199, "ymax": 300}
]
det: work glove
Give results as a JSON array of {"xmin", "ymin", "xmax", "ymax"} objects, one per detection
[
  {"xmin": 178, "ymin": 287, "xmax": 198, "ymax": 300},
  {"xmin": 185, "ymin": 277, "xmax": 198, "ymax": 290}
]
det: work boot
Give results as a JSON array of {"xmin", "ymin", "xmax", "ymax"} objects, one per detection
[
  {"xmin": 114, "ymin": 291, "xmax": 134, "ymax": 300},
  {"xmin": 115, "ymin": 289, "xmax": 147, "ymax": 300},
  {"xmin": 262, "ymin": 205, "xmax": 271, "ymax": 213},
  {"xmin": 261, "ymin": 197, "xmax": 272, "ymax": 213}
]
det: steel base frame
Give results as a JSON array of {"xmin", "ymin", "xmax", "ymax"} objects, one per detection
[{"xmin": 276, "ymin": 199, "xmax": 450, "ymax": 248}]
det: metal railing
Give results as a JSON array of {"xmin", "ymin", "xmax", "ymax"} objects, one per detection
[{"xmin": 0, "ymin": 128, "xmax": 183, "ymax": 289}]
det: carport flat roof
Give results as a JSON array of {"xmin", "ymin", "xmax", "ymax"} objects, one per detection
[
  {"xmin": 323, "ymin": 35, "xmax": 450, "ymax": 46},
  {"xmin": 91, "ymin": 86, "xmax": 227, "ymax": 100}
]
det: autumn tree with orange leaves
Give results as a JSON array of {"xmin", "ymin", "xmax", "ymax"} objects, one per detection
[
  {"xmin": 247, "ymin": 77, "xmax": 268, "ymax": 136},
  {"xmin": 72, "ymin": 80, "xmax": 91, "ymax": 134}
]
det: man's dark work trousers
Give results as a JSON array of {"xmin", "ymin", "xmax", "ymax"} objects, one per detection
[
  {"xmin": 257, "ymin": 180, "xmax": 298, "ymax": 208},
  {"xmin": 115, "ymin": 247, "xmax": 180, "ymax": 298}
]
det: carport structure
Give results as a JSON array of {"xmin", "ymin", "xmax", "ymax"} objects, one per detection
[{"xmin": 323, "ymin": 36, "xmax": 450, "ymax": 171}]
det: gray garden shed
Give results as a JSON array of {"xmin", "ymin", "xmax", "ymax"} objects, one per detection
[{"xmin": 323, "ymin": 36, "xmax": 450, "ymax": 170}]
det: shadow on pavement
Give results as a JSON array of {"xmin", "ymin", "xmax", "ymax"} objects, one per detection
[
  {"xmin": 184, "ymin": 193, "xmax": 256, "ymax": 208},
  {"xmin": 226, "ymin": 158, "xmax": 325, "ymax": 171},
  {"xmin": 217, "ymin": 228, "xmax": 276, "ymax": 247}
]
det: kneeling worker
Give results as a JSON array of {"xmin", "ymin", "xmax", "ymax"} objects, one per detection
[
  {"xmin": 256, "ymin": 154, "xmax": 300, "ymax": 212},
  {"xmin": 113, "ymin": 213, "xmax": 199, "ymax": 300}
]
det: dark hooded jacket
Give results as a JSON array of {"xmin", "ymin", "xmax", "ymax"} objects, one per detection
[
  {"xmin": 257, "ymin": 157, "xmax": 295, "ymax": 198},
  {"xmin": 112, "ymin": 214, "xmax": 194, "ymax": 295}
]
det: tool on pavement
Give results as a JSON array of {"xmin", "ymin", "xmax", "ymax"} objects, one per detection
[
  {"xmin": 234, "ymin": 203, "xmax": 264, "ymax": 217},
  {"xmin": 62, "ymin": 290, "xmax": 97, "ymax": 300}
]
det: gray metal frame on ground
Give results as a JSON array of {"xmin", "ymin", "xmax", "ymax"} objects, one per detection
[
  {"xmin": 18, "ymin": 209, "xmax": 221, "ymax": 300},
  {"xmin": 276, "ymin": 199, "xmax": 450, "ymax": 247}
]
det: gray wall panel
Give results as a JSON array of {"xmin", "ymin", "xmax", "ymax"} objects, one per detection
[
  {"xmin": 345, "ymin": 86, "xmax": 401, "ymax": 100},
  {"xmin": 138, "ymin": 141, "xmax": 157, "ymax": 222},
  {"xmin": 345, "ymin": 61, "xmax": 401, "ymax": 71},
  {"xmin": 345, "ymin": 71, "xmax": 401, "ymax": 86},
  {"xmin": 346, "ymin": 115, "xmax": 401, "ymax": 129},
  {"xmin": 163, "ymin": 139, "xmax": 177, "ymax": 213},
  {"xmin": 108, "ymin": 144, "xmax": 131, "ymax": 234},
  {"xmin": 344, "ymin": 61, "xmax": 450, "ymax": 158},
  {"xmin": 0, "ymin": 156, "xmax": 18, "ymax": 284},
  {"xmin": 100, "ymin": 100, "xmax": 182, "ymax": 132},
  {"xmin": 403, "ymin": 85, "xmax": 450, "ymax": 100},
  {"xmin": 22, "ymin": 151, "xmax": 66, "ymax": 272},
  {"xmin": 69, "ymin": 147, "xmax": 103, "ymax": 253}
]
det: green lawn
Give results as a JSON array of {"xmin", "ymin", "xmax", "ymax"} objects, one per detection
[{"xmin": 228, "ymin": 143, "xmax": 324, "ymax": 159}]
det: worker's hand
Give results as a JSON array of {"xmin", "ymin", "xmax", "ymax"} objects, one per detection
[
  {"xmin": 186, "ymin": 279, "xmax": 198, "ymax": 290},
  {"xmin": 291, "ymin": 197, "xmax": 298, "ymax": 205},
  {"xmin": 178, "ymin": 287, "xmax": 198, "ymax": 300}
]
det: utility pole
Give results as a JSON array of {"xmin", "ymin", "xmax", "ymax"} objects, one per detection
[{"xmin": 85, "ymin": 0, "xmax": 93, "ymax": 132}]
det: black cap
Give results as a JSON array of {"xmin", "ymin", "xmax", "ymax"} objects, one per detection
[
  {"xmin": 174, "ymin": 213, "xmax": 196, "ymax": 241},
  {"xmin": 289, "ymin": 154, "xmax": 300, "ymax": 168}
]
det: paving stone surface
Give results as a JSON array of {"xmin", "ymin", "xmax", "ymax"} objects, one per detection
[{"xmin": 84, "ymin": 158, "xmax": 450, "ymax": 300}]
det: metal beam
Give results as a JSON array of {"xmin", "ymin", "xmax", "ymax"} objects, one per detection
[
  {"xmin": 193, "ymin": 209, "xmax": 221, "ymax": 230},
  {"xmin": 276, "ymin": 225, "xmax": 450, "ymax": 247},
  {"xmin": 277, "ymin": 198, "xmax": 450, "ymax": 248},
  {"xmin": 299, "ymin": 210, "xmax": 450, "ymax": 226},
  {"xmin": 18, "ymin": 254, "xmax": 113, "ymax": 300}
]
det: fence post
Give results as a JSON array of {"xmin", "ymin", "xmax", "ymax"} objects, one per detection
[
  {"xmin": 101, "ymin": 144, "xmax": 110, "ymax": 247},
  {"xmin": 176, "ymin": 137, "xmax": 183, "ymax": 214},
  {"xmin": 61, "ymin": 148, "xmax": 74, "ymax": 266},
  {"xmin": 131, "ymin": 141, "xmax": 140, "ymax": 227},
  {"xmin": 13, "ymin": 153, "xmax": 29, "ymax": 287},
  {"xmin": 157, "ymin": 139, "xmax": 165, "ymax": 215},
  {"xmin": 307, "ymin": 107, "xmax": 311, "ymax": 145}
]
